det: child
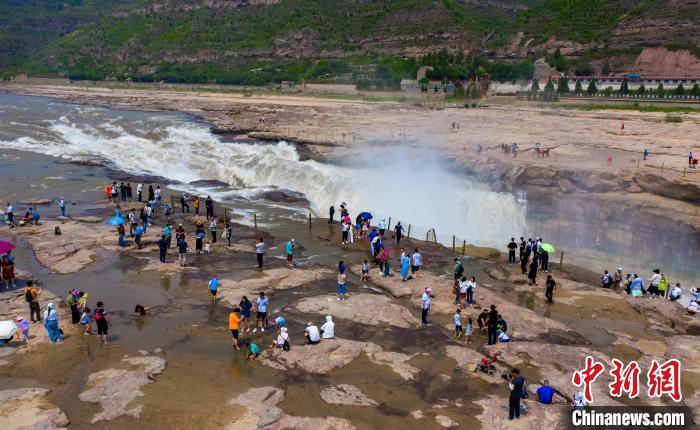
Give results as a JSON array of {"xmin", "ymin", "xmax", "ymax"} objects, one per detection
[
  {"xmin": 80, "ymin": 307, "xmax": 92, "ymax": 335},
  {"xmin": 361, "ymin": 260, "xmax": 370, "ymax": 281},
  {"xmin": 208, "ymin": 275, "xmax": 219, "ymax": 302},
  {"xmin": 203, "ymin": 241, "xmax": 212, "ymax": 254},
  {"xmin": 454, "ymin": 309, "xmax": 462, "ymax": 338},
  {"xmin": 245, "ymin": 341, "xmax": 260, "ymax": 361},
  {"xmin": 464, "ymin": 317, "xmax": 473, "ymax": 344},
  {"xmin": 16, "ymin": 316, "xmax": 30, "ymax": 343}
]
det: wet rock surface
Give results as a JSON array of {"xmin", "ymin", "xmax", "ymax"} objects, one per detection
[
  {"xmin": 256, "ymin": 189, "xmax": 310, "ymax": 205},
  {"xmin": 78, "ymin": 353, "xmax": 166, "ymax": 422},
  {"xmin": 320, "ymin": 384, "xmax": 378, "ymax": 406},
  {"xmin": 228, "ymin": 386, "xmax": 356, "ymax": 429},
  {"xmin": 260, "ymin": 338, "xmax": 418, "ymax": 380},
  {"xmin": 0, "ymin": 387, "xmax": 69, "ymax": 430},
  {"xmin": 292, "ymin": 293, "xmax": 419, "ymax": 328},
  {"xmin": 217, "ymin": 267, "xmax": 334, "ymax": 305}
]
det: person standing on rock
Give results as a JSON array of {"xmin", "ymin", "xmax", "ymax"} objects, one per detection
[
  {"xmin": 527, "ymin": 257, "xmax": 538, "ymax": 286},
  {"xmin": 25, "ymin": 281, "xmax": 41, "ymax": 322},
  {"xmin": 467, "ymin": 276, "xmax": 476, "ymax": 306},
  {"xmin": 411, "ymin": 249, "xmax": 422, "ymax": 278},
  {"xmin": 66, "ymin": 289, "xmax": 80, "ymax": 324},
  {"xmin": 137, "ymin": 183, "xmax": 143, "ymax": 203},
  {"xmin": 2, "ymin": 255, "xmax": 16, "ymax": 291},
  {"xmin": 286, "ymin": 239, "xmax": 295, "ymax": 267},
  {"xmin": 126, "ymin": 183, "xmax": 132, "ymax": 201},
  {"xmin": 180, "ymin": 194, "xmax": 190, "ymax": 214},
  {"xmin": 229, "ymin": 308, "xmax": 241, "ymax": 351},
  {"xmin": 94, "ymin": 301, "xmax": 110, "ymax": 345},
  {"xmin": 458, "ymin": 277, "xmax": 468, "ymax": 308},
  {"xmin": 224, "ymin": 223, "xmax": 232, "ymax": 246},
  {"xmin": 177, "ymin": 235, "xmax": 188, "ymax": 266},
  {"xmin": 394, "ymin": 221, "xmax": 404, "ymax": 244},
  {"xmin": 254, "ymin": 292, "xmax": 269, "ymax": 332},
  {"xmin": 163, "ymin": 224, "xmax": 172, "ymax": 249},
  {"xmin": 486, "ymin": 304, "xmax": 499, "ymax": 346},
  {"xmin": 400, "ymin": 252, "xmax": 411, "ymax": 281},
  {"xmin": 158, "ymin": 235, "xmax": 169, "ymax": 263},
  {"xmin": 255, "ymin": 237, "xmax": 265, "ymax": 269},
  {"xmin": 507, "ymin": 238, "xmax": 517, "ymax": 264},
  {"xmin": 545, "ymin": 274, "xmax": 556, "ymax": 304},
  {"xmin": 193, "ymin": 196, "xmax": 200, "ymax": 215},
  {"xmin": 209, "ymin": 217, "xmax": 217, "ymax": 243},
  {"xmin": 507, "ymin": 369, "xmax": 525, "ymax": 421},
  {"xmin": 148, "ymin": 185, "xmax": 155, "ymax": 203},
  {"xmin": 328, "ymin": 205, "xmax": 335, "ymax": 224},
  {"xmin": 133, "ymin": 224, "xmax": 143, "ymax": 250},
  {"xmin": 518, "ymin": 237, "xmax": 525, "ymax": 262},
  {"xmin": 454, "ymin": 258, "xmax": 464, "ymax": 290},
  {"xmin": 58, "ymin": 196, "xmax": 66, "ymax": 217},
  {"xmin": 613, "ymin": 268, "xmax": 623, "ymax": 294},
  {"xmin": 337, "ymin": 265, "xmax": 348, "ymax": 301},
  {"xmin": 239, "ymin": 296, "xmax": 253, "ymax": 333},
  {"xmin": 43, "ymin": 303, "xmax": 61, "ymax": 343},
  {"xmin": 208, "ymin": 275, "xmax": 219, "ymax": 302},
  {"xmin": 205, "ymin": 196, "xmax": 214, "ymax": 219},
  {"xmin": 454, "ymin": 309, "xmax": 463, "ymax": 338},
  {"xmin": 421, "ymin": 287, "xmax": 432, "ymax": 326}
]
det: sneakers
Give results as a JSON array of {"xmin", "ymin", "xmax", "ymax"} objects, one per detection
[
  {"xmin": 253, "ymin": 328, "xmax": 258, "ymax": 333},
  {"xmin": 261, "ymin": 327, "xmax": 265, "ymax": 332}
]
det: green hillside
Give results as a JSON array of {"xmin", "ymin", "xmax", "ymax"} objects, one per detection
[
  {"xmin": 2, "ymin": 0, "xmax": 699, "ymax": 85},
  {"xmin": 0, "ymin": 0, "xmax": 136, "ymax": 70}
]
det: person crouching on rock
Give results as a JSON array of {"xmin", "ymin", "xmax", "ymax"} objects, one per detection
[{"xmin": 304, "ymin": 322, "xmax": 321, "ymax": 347}]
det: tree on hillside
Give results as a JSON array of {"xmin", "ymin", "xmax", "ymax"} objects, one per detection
[
  {"xmin": 575, "ymin": 63, "xmax": 593, "ymax": 76},
  {"xmin": 574, "ymin": 80, "xmax": 583, "ymax": 94},
  {"xmin": 543, "ymin": 78, "xmax": 556, "ymax": 100},
  {"xmin": 656, "ymin": 84, "xmax": 665, "ymax": 97},
  {"xmin": 690, "ymin": 83, "xmax": 700, "ymax": 97},
  {"xmin": 531, "ymin": 78, "xmax": 540, "ymax": 92},
  {"xmin": 619, "ymin": 78, "xmax": 629, "ymax": 94},
  {"xmin": 602, "ymin": 61, "xmax": 611, "ymax": 76},
  {"xmin": 587, "ymin": 80, "xmax": 597, "ymax": 95},
  {"xmin": 637, "ymin": 84, "xmax": 646, "ymax": 95},
  {"xmin": 674, "ymin": 84, "xmax": 685, "ymax": 96},
  {"xmin": 558, "ymin": 76, "xmax": 570, "ymax": 93}
]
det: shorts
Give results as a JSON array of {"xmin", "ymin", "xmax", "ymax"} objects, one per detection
[
  {"xmin": 242, "ymin": 311, "xmax": 251, "ymax": 318},
  {"xmin": 307, "ymin": 339, "xmax": 320, "ymax": 345},
  {"xmin": 455, "ymin": 325, "xmax": 463, "ymax": 332},
  {"xmin": 337, "ymin": 284, "xmax": 347, "ymax": 295},
  {"xmin": 257, "ymin": 311, "xmax": 267, "ymax": 320},
  {"xmin": 287, "ymin": 253, "xmax": 293, "ymax": 261},
  {"xmin": 210, "ymin": 289, "xmax": 217, "ymax": 296},
  {"xmin": 96, "ymin": 321, "xmax": 108, "ymax": 335},
  {"xmin": 361, "ymin": 269, "xmax": 369, "ymax": 274},
  {"xmin": 411, "ymin": 265, "xmax": 420, "ymax": 273},
  {"xmin": 230, "ymin": 329, "xmax": 239, "ymax": 339},
  {"xmin": 459, "ymin": 292, "xmax": 467, "ymax": 299}
]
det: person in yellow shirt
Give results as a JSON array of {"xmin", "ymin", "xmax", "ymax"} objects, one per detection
[{"xmin": 229, "ymin": 308, "xmax": 242, "ymax": 351}]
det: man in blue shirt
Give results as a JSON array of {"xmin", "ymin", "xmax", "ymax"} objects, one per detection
[
  {"xmin": 536, "ymin": 380, "xmax": 555, "ymax": 404},
  {"xmin": 208, "ymin": 275, "xmax": 219, "ymax": 302},
  {"xmin": 285, "ymin": 239, "xmax": 295, "ymax": 267}
]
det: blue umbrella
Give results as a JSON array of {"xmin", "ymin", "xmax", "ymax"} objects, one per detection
[{"xmin": 358, "ymin": 211, "xmax": 373, "ymax": 220}]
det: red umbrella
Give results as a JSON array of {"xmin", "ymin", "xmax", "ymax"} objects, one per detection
[{"xmin": 0, "ymin": 241, "xmax": 16, "ymax": 254}]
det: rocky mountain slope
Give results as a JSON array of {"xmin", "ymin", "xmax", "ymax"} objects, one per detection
[{"xmin": 2, "ymin": 0, "xmax": 700, "ymax": 82}]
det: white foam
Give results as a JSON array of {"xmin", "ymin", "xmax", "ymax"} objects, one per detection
[{"xmin": 0, "ymin": 100, "xmax": 526, "ymax": 244}]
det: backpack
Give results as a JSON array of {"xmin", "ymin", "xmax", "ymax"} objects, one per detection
[
  {"xmin": 521, "ymin": 379, "xmax": 529, "ymax": 399},
  {"xmin": 282, "ymin": 338, "xmax": 290, "ymax": 351},
  {"xmin": 456, "ymin": 263, "xmax": 464, "ymax": 277},
  {"xmin": 25, "ymin": 289, "xmax": 33, "ymax": 303}
]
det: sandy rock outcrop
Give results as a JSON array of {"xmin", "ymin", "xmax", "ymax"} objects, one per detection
[
  {"xmin": 434, "ymin": 414, "xmax": 459, "ymax": 428},
  {"xmin": 20, "ymin": 220, "xmax": 113, "ymax": 274},
  {"xmin": 292, "ymin": 293, "xmax": 419, "ymax": 328},
  {"xmin": 78, "ymin": 353, "xmax": 166, "ymax": 423},
  {"xmin": 227, "ymin": 386, "xmax": 356, "ymax": 430},
  {"xmin": 320, "ymin": 384, "xmax": 378, "ymax": 406},
  {"xmin": 260, "ymin": 338, "xmax": 418, "ymax": 380},
  {"xmin": 400, "ymin": 271, "xmax": 574, "ymax": 340},
  {"xmin": 0, "ymin": 388, "xmax": 69, "ymax": 429},
  {"xmin": 626, "ymin": 298, "xmax": 695, "ymax": 334},
  {"xmin": 475, "ymin": 395, "xmax": 568, "ymax": 430},
  {"xmin": 218, "ymin": 267, "xmax": 334, "ymax": 305},
  {"xmin": 0, "ymin": 282, "xmax": 69, "ymax": 347}
]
